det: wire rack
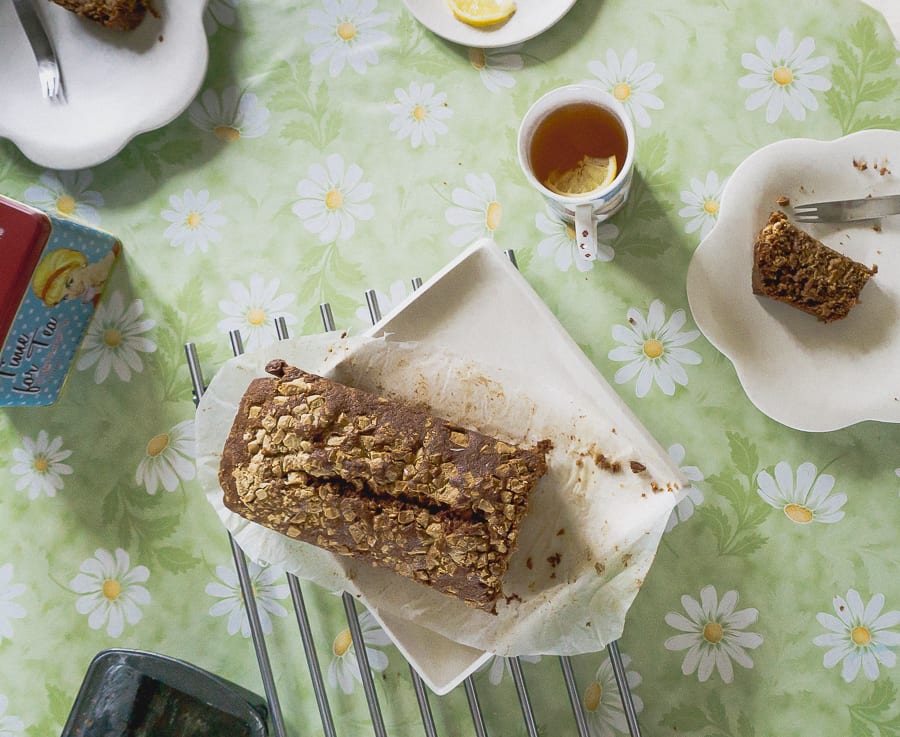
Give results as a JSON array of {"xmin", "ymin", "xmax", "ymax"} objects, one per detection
[{"xmin": 184, "ymin": 249, "xmax": 642, "ymax": 737}]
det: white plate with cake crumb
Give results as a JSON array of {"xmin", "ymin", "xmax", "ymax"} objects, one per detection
[
  {"xmin": 404, "ymin": 0, "xmax": 577, "ymax": 49},
  {"xmin": 0, "ymin": 0, "xmax": 208, "ymax": 170},
  {"xmin": 687, "ymin": 129, "xmax": 900, "ymax": 432}
]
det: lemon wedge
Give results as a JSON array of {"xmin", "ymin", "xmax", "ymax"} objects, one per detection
[
  {"xmin": 545, "ymin": 155, "xmax": 618, "ymax": 196},
  {"xmin": 448, "ymin": 0, "xmax": 516, "ymax": 27}
]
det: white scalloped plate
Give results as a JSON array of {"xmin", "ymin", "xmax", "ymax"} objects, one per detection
[
  {"xmin": 0, "ymin": 0, "xmax": 208, "ymax": 170},
  {"xmin": 686, "ymin": 130, "xmax": 900, "ymax": 432},
  {"xmin": 403, "ymin": 0, "xmax": 577, "ymax": 49}
]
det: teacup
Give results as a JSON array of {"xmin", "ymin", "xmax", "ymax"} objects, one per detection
[{"xmin": 517, "ymin": 84, "xmax": 635, "ymax": 263}]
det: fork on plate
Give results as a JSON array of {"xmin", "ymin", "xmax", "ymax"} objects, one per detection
[
  {"xmin": 12, "ymin": 0, "xmax": 65, "ymax": 100},
  {"xmin": 793, "ymin": 193, "xmax": 900, "ymax": 223}
]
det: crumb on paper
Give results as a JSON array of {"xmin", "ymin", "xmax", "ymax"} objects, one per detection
[
  {"xmin": 547, "ymin": 553, "xmax": 561, "ymax": 568},
  {"xmin": 776, "ymin": 195, "xmax": 790, "ymax": 206},
  {"xmin": 873, "ymin": 224, "xmax": 882, "ymax": 232},
  {"xmin": 629, "ymin": 460, "xmax": 646, "ymax": 473},
  {"xmin": 594, "ymin": 561, "xmax": 605, "ymax": 575},
  {"xmin": 853, "ymin": 158, "xmax": 868, "ymax": 171},
  {"xmin": 556, "ymin": 528, "xmax": 565, "ymax": 536}
]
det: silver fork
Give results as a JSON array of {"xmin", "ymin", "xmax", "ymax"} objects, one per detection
[
  {"xmin": 793, "ymin": 193, "xmax": 900, "ymax": 223},
  {"xmin": 12, "ymin": 0, "xmax": 64, "ymax": 100}
]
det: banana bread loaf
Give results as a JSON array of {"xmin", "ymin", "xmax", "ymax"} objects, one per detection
[
  {"xmin": 50, "ymin": 0, "xmax": 153, "ymax": 30},
  {"xmin": 219, "ymin": 359, "xmax": 551, "ymax": 612}
]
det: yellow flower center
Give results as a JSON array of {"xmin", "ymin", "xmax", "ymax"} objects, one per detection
[
  {"xmin": 56, "ymin": 195, "xmax": 76, "ymax": 215},
  {"xmin": 333, "ymin": 628, "xmax": 353, "ymax": 657},
  {"xmin": 468, "ymin": 48, "xmax": 486, "ymax": 70},
  {"xmin": 325, "ymin": 189, "xmax": 344, "ymax": 210},
  {"xmin": 643, "ymin": 339, "xmax": 664, "ymax": 359},
  {"xmin": 851, "ymin": 626, "xmax": 872, "ymax": 646},
  {"xmin": 703, "ymin": 199, "xmax": 719, "ymax": 215},
  {"xmin": 413, "ymin": 105, "xmax": 428, "ymax": 122},
  {"xmin": 565, "ymin": 224, "xmax": 577, "ymax": 241},
  {"xmin": 703, "ymin": 621, "xmax": 724, "ymax": 644},
  {"xmin": 186, "ymin": 212, "xmax": 202, "ymax": 229},
  {"xmin": 613, "ymin": 82, "xmax": 631, "ymax": 101},
  {"xmin": 103, "ymin": 328, "xmax": 122, "ymax": 347},
  {"xmin": 247, "ymin": 308, "xmax": 266, "ymax": 326},
  {"xmin": 486, "ymin": 201, "xmax": 502, "ymax": 231},
  {"xmin": 146, "ymin": 433, "xmax": 170, "ymax": 458},
  {"xmin": 772, "ymin": 66, "xmax": 793, "ymax": 86},
  {"xmin": 337, "ymin": 21, "xmax": 356, "ymax": 41},
  {"xmin": 33, "ymin": 457, "xmax": 49, "ymax": 473},
  {"xmin": 784, "ymin": 503, "xmax": 814, "ymax": 524},
  {"xmin": 102, "ymin": 579, "xmax": 122, "ymax": 601},
  {"xmin": 583, "ymin": 681, "xmax": 602, "ymax": 712},
  {"xmin": 214, "ymin": 125, "xmax": 241, "ymax": 142}
]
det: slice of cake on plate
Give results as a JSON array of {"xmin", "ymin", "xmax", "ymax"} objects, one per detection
[
  {"xmin": 751, "ymin": 210, "xmax": 877, "ymax": 322},
  {"xmin": 49, "ymin": 0, "xmax": 155, "ymax": 30}
]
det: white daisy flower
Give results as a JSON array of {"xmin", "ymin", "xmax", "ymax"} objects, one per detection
[
  {"xmin": 23, "ymin": 169, "xmax": 103, "ymax": 224},
  {"xmin": 203, "ymin": 0, "xmax": 238, "ymax": 35},
  {"xmin": 75, "ymin": 291, "xmax": 157, "ymax": 384},
  {"xmin": 814, "ymin": 589, "xmax": 900, "ymax": 682},
  {"xmin": 587, "ymin": 49, "xmax": 663, "ymax": 128},
  {"xmin": 135, "ymin": 420, "xmax": 196, "ymax": 495},
  {"xmin": 678, "ymin": 172, "xmax": 728, "ymax": 240},
  {"xmin": 478, "ymin": 654, "xmax": 542, "ymax": 686},
  {"xmin": 607, "ymin": 300, "xmax": 702, "ymax": 398},
  {"xmin": 468, "ymin": 47, "xmax": 523, "ymax": 92},
  {"xmin": 355, "ymin": 279, "xmax": 408, "ymax": 325},
  {"xmin": 326, "ymin": 609, "xmax": 392, "ymax": 694},
  {"xmin": 756, "ymin": 461, "xmax": 846, "ymax": 524},
  {"xmin": 738, "ymin": 28, "xmax": 831, "ymax": 124},
  {"xmin": 388, "ymin": 81, "xmax": 453, "ymax": 148},
  {"xmin": 306, "ymin": 0, "xmax": 391, "ymax": 77},
  {"xmin": 665, "ymin": 443, "xmax": 704, "ymax": 532},
  {"xmin": 445, "ymin": 172, "xmax": 503, "ymax": 248},
  {"xmin": 70, "ymin": 548, "xmax": 150, "ymax": 638},
  {"xmin": 292, "ymin": 153, "xmax": 375, "ymax": 243},
  {"xmin": 206, "ymin": 562, "xmax": 290, "ymax": 638},
  {"xmin": 535, "ymin": 204, "xmax": 617, "ymax": 272},
  {"xmin": 217, "ymin": 274, "xmax": 297, "ymax": 352},
  {"xmin": 664, "ymin": 585, "xmax": 763, "ymax": 683},
  {"xmin": 10, "ymin": 430, "xmax": 73, "ymax": 500},
  {"xmin": 0, "ymin": 564, "xmax": 26, "ymax": 644},
  {"xmin": 188, "ymin": 86, "xmax": 269, "ymax": 141},
  {"xmin": 583, "ymin": 652, "xmax": 643, "ymax": 737},
  {"xmin": 0, "ymin": 695, "xmax": 24, "ymax": 737},
  {"xmin": 161, "ymin": 189, "xmax": 227, "ymax": 255}
]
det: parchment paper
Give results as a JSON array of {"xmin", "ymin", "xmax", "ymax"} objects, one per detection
[{"xmin": 195, "ymin": 333, "xmax": 687, "ymax": 655}]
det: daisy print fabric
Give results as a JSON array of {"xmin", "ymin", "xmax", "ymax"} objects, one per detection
[
  {"xmin": 292, "ymin": 154, "xmax": 374, "ymax": 243},
  {"xmin": 326, "ymin": 609, "xmax": 392, "ymax": 694},
  {"xmin": 535, "ymin": 204, "xmax": 617, "ymax": 271},
  {"xmin": 206, "ymin": 562, "xmax": 290, "ymax": 637},
  {"xmin": 217, "ymin": 274, "xmax": 297, "ymax": 351},
  {"xmin": 188, "ymin": 86, "xmax": 270, "ymax": 141},
  {"xmin": 70, "ymin": 548, "xmax": 150, "ymax": 638},
  {"xmin": 0, "ymin": 696, "xmax": 23, "ymax": 737},
  {"xmin": 445, "ymin": 172, "xmax": 503, "ymax": 248},
  {"xmin": 607, "ymin": 300, "xmax": 702, "ymax": 398},
  {"xmin": 664, "ymin": 585, "xmax": 763, "ymax": 683},
  {"xmin": 305, "ymin": 0, "xmax": 391, "ymax": 77},
  {"xmin": 354, "ymin": 279, "xmax": 409, "ymax": 325},
  {"xmin": 0, "ymin": 564, "xmax": 26, "ymax": 644},
  {"xmin": 479, "ymin": 654, "xmax": 541, "ymax": 686},
  {"xmin": 738, "ymin": 28, "xmax": 831, "ymax": 123},
  {"xmin": 10, "ymin": 430, "xmax": 72, "ymax": 500},
  {"xmin": 468, "ymin": 47, "xmax": 524, "ymax": 92},
  {"xmin": 135, "ymin": 420, "xmax": 196, "ymax": 495},
  {"xmin": 161, "ymin": 189, "xmax": 227, "ymax": 254},
  {"xmin": 678, "ymin": 172, "xmax": 728, "ymax": 240},
  {"xmin": 24, "ymin": 170, "xmax": 103, "ymax": 224},
  {"xmin": 388, "ymin": 81, "xmax": 453, "ymax": 148},
  {"xmin": 582, "ymin": 653, "xmax": 643, "ymax": 737},
  {"xmin": 756, "ymin": 461, "xmax": 846, "ymax": 524},
  {"xmin": 587, "ymin": 49, "xmax": 664, "ymax": 128},
  {"xmin": 665, "ymin": 443, "xmax": 704, "ymax": 532},
  {"xmin": 814, "ymin": 590, "xmax": 900, "ymax": 682}
]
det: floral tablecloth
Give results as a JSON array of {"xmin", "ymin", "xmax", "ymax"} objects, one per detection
[{"xmin": 2, "ymin": 0, "xmax": 900, "ymax": 735}]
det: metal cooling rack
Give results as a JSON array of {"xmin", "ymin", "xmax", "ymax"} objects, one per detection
[{"xmin": 184, "ymin": 249, "xmax": 642, "ymax": 737}]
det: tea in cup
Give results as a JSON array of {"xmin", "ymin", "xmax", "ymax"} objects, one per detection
[{"xmin": 517, "ymin": 84, "xmax": 635, "ymax": 263}]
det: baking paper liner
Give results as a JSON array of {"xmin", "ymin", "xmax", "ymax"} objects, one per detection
[{"xmin": 195, "ymin": 333, "xmax": 687, "ymax": 656}]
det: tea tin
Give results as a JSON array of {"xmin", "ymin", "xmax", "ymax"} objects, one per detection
[{"xmin": 0, "ymin": 195, "xmax": 120, "ymax": 407}]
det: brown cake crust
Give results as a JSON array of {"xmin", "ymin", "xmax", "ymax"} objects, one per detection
[
  {"xmin": 219, "ymin": 360, "xmax": 550, "ymax": 612},
  {"xmin": 752, "ymin": 210, "xmax": 877, "ymax": 322},
  {"xmin": 49, "ymin": 0, "xmax": 152, "ymax": 30}
]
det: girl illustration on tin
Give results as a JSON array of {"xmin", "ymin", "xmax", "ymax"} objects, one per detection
[{"xmin": 31, "ymin": 245, "xmax": 118, "ymax": 307}]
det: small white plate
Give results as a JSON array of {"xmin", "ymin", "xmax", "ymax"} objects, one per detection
[
  {"xmin": 686, "ymin": 130, "xmax": 900, "ymax": 432},
  {"xmin": 0, "ymin": 0, "xmax": 208, "ymax": 170},
  {"xmin": 403, "ymin": 0, "xmax": 577, "ymax": 48}
]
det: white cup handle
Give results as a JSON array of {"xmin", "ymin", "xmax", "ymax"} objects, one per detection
[{"xmin": 574, "ymin": 203, "xmax": 597, "ymax": 262}]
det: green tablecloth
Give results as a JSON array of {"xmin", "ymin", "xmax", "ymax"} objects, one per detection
[{"xmin": 2, "ymin": 0, "xmax": 900, "ymax": 735}]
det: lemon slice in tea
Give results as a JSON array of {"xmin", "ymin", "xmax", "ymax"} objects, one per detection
[
  {"xmin": 545, "ymin": 155, "xmax": 618, "ymax": 196},
  {"xmin": 448, "ymin": 0, "xmax": 516, "ymax": 27}
]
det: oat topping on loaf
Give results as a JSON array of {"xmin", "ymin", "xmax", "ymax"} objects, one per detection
[
  {"xmin": 218, "ymin": 359, "xmax": 551, "ymax": 612},
  {"xmin": 751, "ymin": 210, "xmax": 877, "ymax": 323}
]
